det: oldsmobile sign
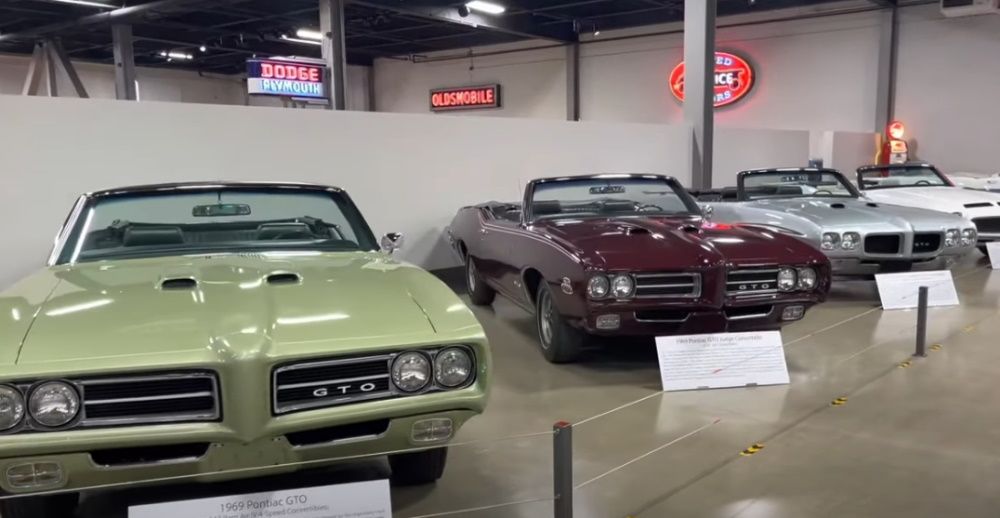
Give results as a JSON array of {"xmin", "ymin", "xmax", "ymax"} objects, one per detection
[
  {"xmin": 247, "ymin": 58, "xmax": 327, "ymax": 99},
  {"xmin": 669, "ymin": 52, "xmax": 755, "ymax": 108}
]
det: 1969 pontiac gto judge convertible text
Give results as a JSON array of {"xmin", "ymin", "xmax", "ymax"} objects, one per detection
[
  {"xmin": 0, "ymin": 182, "xmax": 490, "ymax": 517},
  {"xmin": 448, "ymin": 174, "xmax": 831, "ymax": 363}
]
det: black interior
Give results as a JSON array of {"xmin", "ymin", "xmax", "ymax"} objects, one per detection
[{"xmin": 83, "ymin": 218, "xmax": 351, "ymax": 252}]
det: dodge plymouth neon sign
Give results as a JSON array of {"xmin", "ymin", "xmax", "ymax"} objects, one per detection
[
  {"xmin": 430, "ymin": 85, "xmax": 502, "ymax": 112},
  {"xmin": 247, "ymin": 58, "xmax": 327, "ymax": 99},
  {"xmin": 668, "ymin": 52, "xmax": 755, "ymax": 108}
]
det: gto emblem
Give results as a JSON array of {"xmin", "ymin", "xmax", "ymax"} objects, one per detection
[
  {"xmin": 312, "ymin": 383, "xmax": 378, "ymax": 398},
  {"xmin": 739, "ymin": 283, "xmax": 770, "ymax": 291},
  {"xmin": 915, "ymin": 241, "xmax": 931, "ymax": 248}
]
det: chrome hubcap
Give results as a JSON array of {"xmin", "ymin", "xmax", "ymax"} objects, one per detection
[
  {"xmin": 467, "ymin": 259, "xmax": 477, "ymax": 292},
  {"xmin": 539, "ymin": 292, "xmax": 554, "ymax": 347}
]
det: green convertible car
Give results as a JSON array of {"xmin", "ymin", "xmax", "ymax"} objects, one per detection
[{"xmin": 0, "ymin": 182, "xmax": 490, "ymax": 517}]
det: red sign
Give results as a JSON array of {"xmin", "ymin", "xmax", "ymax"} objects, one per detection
[
  {"xmin": 669, "ymin": 52, "xmax": 755, "ymax": 108},
  {"xmin": 430, "ymin": 85, "xmax": 502, "ymax": 112}
]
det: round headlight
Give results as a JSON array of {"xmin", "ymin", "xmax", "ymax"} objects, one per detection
[
  {"xmin": 841, "ymin": 232, "xmax": 860, "ymax": 250},
  {"xmin": 821, "ymin": 232, "xmax": 840, "ymax": 251},
  {"xmin": 28, "ymin": 381, "xmax": 79, "ymax": 428},
  {"xmin": 961, "ymin": 228, "xmax": 977, "ymax": 247},
  {"xmin": 610, "ymin": 274, "xmax": 635, "ymax": 299},
  {"xmin": 945, "ymin": 228, "xmax": 960, "ymax": 247},
  {"xmin": 434, "ymin": 348, "xmax": 474, "ymax": 388},
  {"xmin": 797, "ymin": 267, "xmax": 817, "ymax": 290},
  {"xmin": 391, "ymin": 352, "xmax": 432, "ymax": 393},
  {"xmin": 777, "ymin": 267, "xmax": 797, "ymax": 292},
  {"xmin": 587, "ymin": 276, "xmax": 610, "ymax": 299},
  {"xmin": 0, "ymin": 386, "xmax": 25, "ymax": 431}
]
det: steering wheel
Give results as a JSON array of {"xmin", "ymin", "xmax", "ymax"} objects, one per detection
[
  {"xmin": 916, "ymin": 180, "xmax": 931, "ymax": 185},
  {"xmin": 813, "ymin": 189, "xmax": 834, "ymax": 196}
]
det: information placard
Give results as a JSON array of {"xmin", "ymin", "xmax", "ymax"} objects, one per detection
[
  {"xmin": 129, "ymin": 479, "xmax": 391, "ymax": 518},
  {"xmin": 875, "ymin": 270, "xmax": 959, "ymax": 310},
  {"xmin": 988, "ymin": 242, "xmax": 1000, "ymax": 270},
  {"xmin": 655, "ymin": 331, "xmax": 789, "ymax": 392}
]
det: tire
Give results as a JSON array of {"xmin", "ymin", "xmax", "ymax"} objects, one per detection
[
  {"xmin": 465, "ymin": 256, "xmax": 496, "ymax": 306},
  {"xmin": 389, "ymin": 447, "xmax": 448, "ymax": 486},
  {"xmin": 535, "ymin": 283, "xmax": 584, "ymax": 363},
  {"xmin": 0, "ymin": 493, "xmax": 78, "ymax": 518}
]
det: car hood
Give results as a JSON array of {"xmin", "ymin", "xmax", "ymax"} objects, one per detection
[
  {"xmin": 864, "ymin": 187, "xmax": 1000, "ymax": 214},
  {"xmin": 5, "ymin": 252, "xmax": 472, "ymax": 365},
  {"xmin": 750, "ymin": 198, "xmax": 971, "ymax": 229},
  {"xmin": 536, "ymin": 216, "xmax": 820, "ymax": 270}
]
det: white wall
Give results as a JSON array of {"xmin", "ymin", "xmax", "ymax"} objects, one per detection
[
  {"xmin": 0, "ymin": 95, "xmax": 692, "ymax": 289},
  {"xmin": 714, "ymin": 128, "xmax": 812, "ymax": 187},
  {"xmin": 895, "ymin": 5, "xmax": 1000, "ymax": 174},
  {"xmin": 0, "ymin": 52, "xmax": 371, "ymax": 109},
  {"xmin": 373, "ymin": 3, "xmax": 883, "ymax": 134}
]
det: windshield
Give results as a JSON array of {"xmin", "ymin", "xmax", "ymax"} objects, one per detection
[
  {"xmin": 859, "ymin": 166, "xmax": 950, "ymax": 189},
  {"xmin": 741, "ymin": 170, "xmax": 858, "ymax": 200},
  {"xmin": 57, "ymin": 188, "xmax": 378, "ymax": 264},
  {"xmin": 528, "ymin": 177, "xmax": 699, "ymax": 221}
]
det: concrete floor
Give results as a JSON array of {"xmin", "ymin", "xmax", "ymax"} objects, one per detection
[{"xmin": 75, "ymin": 254, "xmax": 1000, "ymax": 518}]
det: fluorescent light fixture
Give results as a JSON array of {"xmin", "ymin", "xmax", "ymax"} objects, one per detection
[
  {"xmin": 295, "ymin": 28, "xmax": 324, "ymax": 41},
  {"xmin": 280, "ymin": 34, "xmax": 321, "ymax": 46},
  {"xmin": 199, "ymin": 45, "xmax": 207, "ymax": 52},
  {"xmin": 159, "ymin": 50, "xmax": 194, "ymax": 60},
  {"xmin": 48, "ymin": 0, "xmax": 116, "ymax": 8},
  {"xmin": 466, "ymin": 1, "xmax": 506, "ymax": 14}
]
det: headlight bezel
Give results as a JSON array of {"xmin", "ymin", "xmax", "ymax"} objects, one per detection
[
  {"xmin": 821, "ymin": 232, "xmax": 841, "ymax": 251},
  {"xmin": 390, "ymin": 351, "xmax": 433, "ymax": 394},
  {"xmin": 777, "ymin": 267, "xmax": 798, "ymax": 292},
  {"xmin": 961, "ymin": 228, "xmax": 977, "ymax": 247},
  {"xmin": 0, "ymin": 385, "xmax": 25, "ymax": 432},
  {"xmin": 610, "ymin": 274, "xmax": 636, "ymax": 299},
  {"xmin": 27, "ymin": 381, "xmax": 81, "ymax": 429},
  {"xmin": 434, "ymin": 346, "xmax": 475, "ymax": 388},
  {"xmin": 796, "ymin": 267, "xmax": 818, "ymax": 290},
  {"xmin": 587, "ymin": 275, "xmax": 610, "ymax": 300},
  {"xmin": 841, "ymin": 232, "xmax": 861, "ymax": 250},
  {"xmin": 945, "ymin": 228, "xmax": 960, "ymax": 248}
]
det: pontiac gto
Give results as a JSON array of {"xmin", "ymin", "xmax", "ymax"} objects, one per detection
[
  {"xmin": 448, "ymin": 174, "xmax": 831, "ymax": 363},
  {"xmin": 857, "ymin": 163, "xmax": 1000, "ymax": 253},
  {"xmin": 0, "ymin": 182, "xmax": 490, "ymax": 517},
  {"xmin": 696, "ymin": 168, "xmax": 978, "ymax": 274}
]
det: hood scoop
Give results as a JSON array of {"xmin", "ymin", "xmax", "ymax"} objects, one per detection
[
  {"xmin": 622, "ymin": 225, "xmax": 650, "ymax": 236},
  {"xmin": 866, "ymin": 202, "xmax": 879, "ymax": 208},
  {"xmin": 964, "ymin": 202, "xmax": 994, "ymax": 208},
  {"xmin": 266, "ymin": 272, "xmax": 302, "ymax": 285},
  {"xmin": 160, "ymin": 277, "xmax": 198, "ymax": 290},
  {"xmin": 829, "ymin": 203, "xmax": 846, "ymax": 209}
]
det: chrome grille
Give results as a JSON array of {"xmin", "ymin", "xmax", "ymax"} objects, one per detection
[
  {"xmin": 273, "ymin": 355, "xmax": 393, "ymax": 415},
  {"xmin": 633, "ymin": 273, "xmax": 701, "ymax": 298},
  {"xmin": 726, "ymin": 268, "xmax": 779, "ymax": 296},
  {"xmin": 912, "ymin": 233, "xmax": 942, "ymax": 254},
  {"xmin": 80, "ymin": 372, "xmax": 219, "ymax": 426}
]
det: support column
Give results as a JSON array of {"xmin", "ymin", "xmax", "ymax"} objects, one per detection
[
  {"xmin": 366, "ymin": 65, "xmax": 376, "ymax": 112},
  {"xmin": 112, "ymin": 24, "xmax": 138, "ymax": 100},
  {"xmin": 50, "ymin": 39, "xmax": 89, "ymax": 98},
  {"xmin": 45, "ymin": 42, "xmax": 58, "ymax": 97},
  {"xmin": 22, "ymin": 43, "xmax": 45, "ymax": 96},
  {"xmin": 566, "ymin": 42, "xmax": 580, "ymax": 121},
  {"xmin": 320, "ymin": 0, "xmax": 348, "ymax": 110},
  {"xmin": 874, "ymin": 6, "xmax": 899, "ymax": 131},
  {"xmin": 683, "ymin": 0, "xmax": 717, "ymax": 191}
]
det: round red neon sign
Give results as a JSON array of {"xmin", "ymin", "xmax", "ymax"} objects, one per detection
[{"xmin": 668, "ymin": 52, "xmax": 755, "ymax": 108}]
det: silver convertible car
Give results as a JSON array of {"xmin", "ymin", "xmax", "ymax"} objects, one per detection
[{"xmin": 694, "ymin": 168, "xmax": 978, "ymax": 275}]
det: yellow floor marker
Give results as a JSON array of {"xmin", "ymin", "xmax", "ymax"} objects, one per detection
[
  {"xmin": 898, "ymin": 360, "xmax": 912, "ymax": 369},
  {"xmin": 740, "ymin": 443, "xmax": 765, "ymax": 456},
  {"xmin": 930, "ymin": 343, "xmax": 943, "ymax": 352},
  {"xmin": 831, "ymin": 396, "xmax": 848, "ymax": 406}
]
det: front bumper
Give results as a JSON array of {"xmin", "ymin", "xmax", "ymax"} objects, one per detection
[
  {"xmin": 829, "ymin": 254, "xmax": 963, "ymax": 275},
  {"xmin": 0, "ymin": 400, "xmax": 481, "ymax": 495}
]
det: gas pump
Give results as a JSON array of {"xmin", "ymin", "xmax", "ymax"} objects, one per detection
[{"xmin": 879, "ymin": 121, "xmax": 909, "ymax": 164}]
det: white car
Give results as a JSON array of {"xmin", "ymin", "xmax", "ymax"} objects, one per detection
[
  {"xmin": 857, "ymin": 163, "xmax": 1000, "ymax": 253},
  {"xmin": 948, "ymin": 172, "xmax": 1000, "ymax": 193}
]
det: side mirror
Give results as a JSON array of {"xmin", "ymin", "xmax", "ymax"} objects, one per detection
[
  {"xmin": 703, "ymin": 205, "xmax": 714, "ymax": 220},
  {"xmin": 380, "ymin": 232, "xmax": 404, "ymax": 254}
]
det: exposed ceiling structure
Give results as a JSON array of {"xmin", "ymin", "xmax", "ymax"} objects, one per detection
[{"xmin": 0, "ymin": 0, "xmax": 894, "ymax": 74}]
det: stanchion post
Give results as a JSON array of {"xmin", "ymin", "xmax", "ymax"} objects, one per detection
[
  {"xmin": 553, "ymin": 421, "xmax": 574, "ymax": 518},
  {"xmin": 914, "ymin": 286, "xmax": 928, "ymax": 357}
]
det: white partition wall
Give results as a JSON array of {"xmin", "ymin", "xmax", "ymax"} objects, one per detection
[
  {"xmin": 713, "ymin": 127, "xmax": 812, "ymax": 187},
  {"xmin": 0, "ymin": 96, "xmax": 693, "ymax": 288}
]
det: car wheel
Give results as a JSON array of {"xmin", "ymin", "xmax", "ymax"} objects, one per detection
[
  {"xmin": 389, "ymin": 447, "xmax": 448, "ymax": 486},
  {"xmin": 0, "ymin": 493, "xmax": 78, "ymax": 518},
  {"xmin": 465, "ymin": 256, "xmax": 496, "ymax": 306},
  {"xmin": 536, "ymin": 283, "xmax": 584, "ymax": 363}
]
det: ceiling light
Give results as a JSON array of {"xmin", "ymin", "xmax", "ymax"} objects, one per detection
[
  {"xmin": 281, "ymin": 35, "xmax": 321, "ymax": 46},
  {"xmin": 295, "ymin": 28, "xmax": 324, "ymax": 41},
  {"xmin": 465, "ymin": 1, "xmax": 506, "ymax": 14},
  {"xmin": 159, "ymin": 50, "xmax": 193, "ymax": 60},
  {"xmin": 199, "ymin": 45, "xmax": 207, "ymax": 52},
  {"xmin": 48, "ymin": 0, "xmax": 116, "ymax": 8}
]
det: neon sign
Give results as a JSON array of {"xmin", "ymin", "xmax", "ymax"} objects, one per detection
[
  {"xmin": 247, "ymin": 59, "xmax": 327, "ymax": 99},
  {"xmin": 668, "ymin": 52, "xmax": 755, "ymax": 108},
  {"xmin": 430, "ymin": 85, "xmax": 502, "ymax": 112}
]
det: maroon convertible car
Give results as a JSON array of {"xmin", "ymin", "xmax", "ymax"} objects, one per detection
[{"xmin": 448, "ymin": 174, "xmax": 831, "ymax": 363}]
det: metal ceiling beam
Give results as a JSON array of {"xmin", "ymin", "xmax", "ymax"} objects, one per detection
[
  {"xmin": 351, "ymin": 0, "xmax": 578, "ymax": 42},
  {"xmin": 0, "ymin": 0, "xmax": 247, "ymax": 43}
]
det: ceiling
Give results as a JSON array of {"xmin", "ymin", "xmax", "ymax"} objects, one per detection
[{"xmin": 0, "ymin": 0, "xmax": 890, "ymax": 74}]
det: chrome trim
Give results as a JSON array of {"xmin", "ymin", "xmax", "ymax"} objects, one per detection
[
  {"xmin": 278, "ymin": 374, "xmax": 389, "ymax": 390},
  {"xmin": 91, "ymin": 454, "xmax": 205, "ymax": 470},
  {"xmin": 84, "ymin": 391, "xmax": 213, "ymax": 405},
  {"xmin": 634, "ymin": 312, "xmax": 691, "ymax": 323},
  {"xmin": 633, "ymin": 273, "xmax": 702, "ymax": 299},
  {"xmin": 726, "ymin": 268, "xmax": 781, "ymax": 296},
  {"xmin": 724, "ymin": 308, "xmax": 774, "ymax": 321},
  {"xmin": 290, "ymin": 430, "xmax": 388, "ymax": 450}
]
